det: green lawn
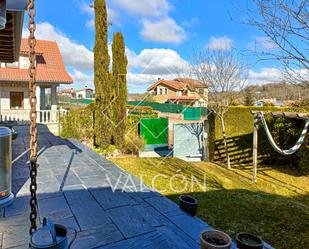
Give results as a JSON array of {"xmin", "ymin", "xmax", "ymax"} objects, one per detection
[{"xmin": 110, "ymin": 157, "xmax": 309, "ymax": 249}]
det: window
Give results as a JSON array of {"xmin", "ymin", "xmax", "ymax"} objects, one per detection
[
  {"xmin": 165, "ymin": 88, "xmax": 168, "ymax": 94},
  {"xmin": 10, "ymin": 92, "xmax": 24, "ymax": 109},
  {"xmin": 159, "ymin": 88, "xmax": 163, "ymax": 95},
  {"xmin": 198, "ymin": 89, "xmax": 204, "ymax": 95}
]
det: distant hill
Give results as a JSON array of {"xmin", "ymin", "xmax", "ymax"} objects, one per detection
[{"xmin": 243, "ymin": 82, "xmax": 309, "ymax": 102}]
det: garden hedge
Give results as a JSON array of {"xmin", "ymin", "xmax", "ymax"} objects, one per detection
[{"xmin": 210, "ymin": 106, "xmax": 309, "ymax": 173}]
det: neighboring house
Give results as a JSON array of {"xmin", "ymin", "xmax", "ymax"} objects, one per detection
[
  {"xmin": 147, "ymin": 78, "xmax": 208, "ymax": 107},
  {"xmin": 0, "ymin": 39, "xmax": 73, "ymax": 123},
  {"xmin": 255, "ymin": 98, "xmax": 283, "ymax": 107},
  {"xmin": 75, "ymin": 87, "xmax": 94, "ymax": 99},
  {"xmin": 58, "ymin": 88, "xmax": 76, "ymax": 99}
]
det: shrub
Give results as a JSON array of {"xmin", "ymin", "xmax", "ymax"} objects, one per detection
[
  {"xmin": 210, "ymin": 106, "xmax": 308, "ymax": 173},
  {"xmin": 60, "ymin": 104, "xmax": 95, "ymax": 144},
  {"xmin": 122, "ymin": 132, "xmax": 145, "ymax": 155}
]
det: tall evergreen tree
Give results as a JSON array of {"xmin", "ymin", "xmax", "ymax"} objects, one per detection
[
  {"xmin": 244, "ymin": 88, "xmax": 255, "ymax": 106},
  {"xmin": 112, "ymin": 32, "xmax": 128, "ymax": 147},
  {"xmin": 94, "ymin": 0, "xmax": 113, "ymax": 148}
]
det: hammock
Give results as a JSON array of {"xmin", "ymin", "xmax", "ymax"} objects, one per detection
[{"xmin": 259, "ymin": 112, "xmax": 309, "ymax": 155}]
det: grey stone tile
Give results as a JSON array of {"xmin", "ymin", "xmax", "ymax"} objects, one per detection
[
  {"xmin": 107, "ymin": 205, "xmax": 157, "ymax": 238},
  {"xmin": 4, "ymin": 195, "xmax": 30, "ymax": 217},
  {"xmin": 97, "ymin": 228, "xmax": 194, "ymax": 249},
  {"xmin": 64, "ymin": 188, "xmax": 95, "ymax": 205},
  {"xmin": 90, "ymin": 188, "xmax": 136, "ymax": 210},
  {"xmin": 144, "ymin": 196, "xmax": 179, "ymax": 214},
  {"xmin": 2, "ymin": 228, "xmax": 29, "ymax": 249},
  {"xmin": 0, "ymin": 232, "xmax": 3, "ymax": 248},
  {"xmin": 56, "ymin": 171, "xmax": 82, "ymax": 187},
  {"xmin": 70, "ymin": 225, "xmax": 123, "ymax": 249},
  {"xmin": 0, "ymin": 214, "xmax": 29, "ymax": 233},
  {"xmin": 164, "ymin": 213, "xmax": 210, "ymax": 243},
  {"xmin": 38, "ymin": 195, "xmax": 72, "ymax": 221}
]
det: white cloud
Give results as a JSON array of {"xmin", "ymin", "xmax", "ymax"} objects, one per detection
[
  {"xmin": 111, "ymin": 0, "xmax": 170, "ymax": 17},
  {"xmin": 248, "ymin": 68, "xmax": 283, "ymax": 84},
  {"xmin": 248, "ymin": 67, "xmax": 309, "ymax": 85},
  {"xmin": 128, "ymin": 48, "xmax": 189, "ymax": 74},
  {"xmin": 69, "ymin": 70, "xmax": 94, "ymax": 87},
  {"xmin": 140, "ymin": 18, "xmax": 187, "ymax": 44},
  {"xmin": 182, "ymin": 17, "xmax": 199, "ymax": 28},
  {"xmin": 126, "ymin": 48, "xmax": 190, "ymax": 92},
  {"xmin": 23, "ymin": 22, "xmax": 94, "ymax": 71},
  {"xmin": 81, "ymin": 1, "xmax": 119, "ymax": 29},
  {"xmin": 247, "ymin": 36, "xmax": 277, "ymax": 52},
  {"xmin": 208, "ymin": 36, "xmax": 233, "ymax": 51}
]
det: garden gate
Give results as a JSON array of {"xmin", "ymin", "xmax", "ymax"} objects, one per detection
[{"xmin": 173, "ymin": 122, "xmax": 205, "ymax": 161}]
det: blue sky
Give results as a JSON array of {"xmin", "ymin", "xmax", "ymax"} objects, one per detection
[{"xmin": 25, "ymin": 0, "xmax": 287, "ymax": 93}]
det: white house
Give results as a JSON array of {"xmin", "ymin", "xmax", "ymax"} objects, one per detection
[
  {"xmin": 0, "ymin": 39, "xmax": 73, "ymax": 124},
  {"xmin": 75, "ymin": 87, "xmax": 94, "ymax": 99}
]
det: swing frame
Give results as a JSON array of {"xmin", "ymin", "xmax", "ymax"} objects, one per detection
[{"xmin": 251, "ymin": 111, "xmax": 309, "ymax": 183}]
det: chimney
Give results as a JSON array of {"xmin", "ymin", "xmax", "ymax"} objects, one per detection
[{"xmin": 158, "ymin": 78, "xmax": 161, "ymax": 81}]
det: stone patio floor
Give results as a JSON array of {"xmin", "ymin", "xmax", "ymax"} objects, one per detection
[{"xmin": 0, "ymin": 125, "xmax": 274, "ymax": 249}]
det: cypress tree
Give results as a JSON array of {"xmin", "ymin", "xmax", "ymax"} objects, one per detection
[
  {"xmin": 94, "ymin": 0, "xmax": 113, "ymax": 148},
  {"xmin": 244, "ymin": 88, "xmax": 255, "ymax": 106},
  {"xmin": 112, "ymin": 32, "xmax": 128, "ymax": 147}
]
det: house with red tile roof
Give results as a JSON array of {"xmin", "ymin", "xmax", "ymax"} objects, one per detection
[
  {"xmin": 147, "ymin": 78, "xmax": 208, "ymax": 107},
  {"xmin": 0, "ymin": 39, "xmax": 73, "ymax": 123}
]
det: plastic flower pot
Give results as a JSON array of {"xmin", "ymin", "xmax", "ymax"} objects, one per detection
[
  {"xmin": 179, "ymin": 195, "xmax": 198, "ymax": 216},
  {"xmin": 200, "ymin": 230, "xmax": 232, "ymax": 249},
  {"xmin": 11, "ymin": 128, "xmax": 18, "ymax": 140},
  {"xmin": 236, "ymin": 232, "xmax": 264, "ymax": 249}
]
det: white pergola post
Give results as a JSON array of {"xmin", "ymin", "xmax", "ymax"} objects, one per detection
[
  {"xmin": 36, "ymin": 86, "xmax": 41, "ymax": 111},
  {"xmin": 51, "ymin": 85, "xmax": 58, "ymax": 122}
]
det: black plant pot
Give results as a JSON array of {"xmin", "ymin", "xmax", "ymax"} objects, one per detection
[
  {"xmin": 179, "ymin": 195, "xmax": 198, "ymax": 216},
  {"xmin": 236, "ymin": 233, "xmax": 264, "ymax": 249}
]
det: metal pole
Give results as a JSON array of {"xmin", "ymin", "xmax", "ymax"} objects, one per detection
[{"xmin": 252, "ymin": 113, "xmax": 259, "ymax": 183}]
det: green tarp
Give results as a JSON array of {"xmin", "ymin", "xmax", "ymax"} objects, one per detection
[{"xmin": 140, "ymin": 118, "xmax": 168, "ymax": 145}]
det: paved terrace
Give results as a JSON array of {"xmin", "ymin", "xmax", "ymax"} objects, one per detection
[{"xmin": 0, "ymin": 126, "xmax": 274, "ymax": 249}]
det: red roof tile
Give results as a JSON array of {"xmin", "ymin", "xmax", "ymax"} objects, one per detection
[
  {"xmin": 147, "ymin": 78, "xmax": 207, "ymax": 91},
  {"xmin": 0, "ymin": 39, "xmax": 73, "ymax": 84}
]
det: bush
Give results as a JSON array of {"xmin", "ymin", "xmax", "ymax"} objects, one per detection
[
  {"xmin": 94, "ymin": 145, "xmax": 118, "ymax": 157},
  {"xmin": 60, "ymin": 104, "xmax": 95, "ymax": 143},
  {"xmin": 122, "ymin": 132, "xmax": 145, "ymax": 155},
  {"xmin": 210, "ymin": 106, "xmax": 309, "ymax": 173}
]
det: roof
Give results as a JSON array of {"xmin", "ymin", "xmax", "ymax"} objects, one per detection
[
  {"xmin": 147, "ymin": 78, "xmax": 207, "ymax": 91},
  {"xmin": 58, "ymin": 88, "xmax": 75, "ymax": 94},
  {"xmin": 75, "ymin": 88, "xmax": 94, "ymax": 92},
  {"xmin": 0, "ymin": 39, "xmax": 73, "ymax": 84},
  {"xmin": 168, "ymin": 96, "xmax": 200, "ymax": 101}
]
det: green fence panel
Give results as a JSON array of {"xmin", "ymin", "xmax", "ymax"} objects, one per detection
[
  {"xmin": 128, "ymin": 101, "xmax": 208, "ymax": 119},
  {"xmin": 183, "ymin": 107, "xmax": 201, "ymax": 120},
  {"xmin": 128, "ymin": 101, "xmax": 183, "ymax": 114},
  {"xmin": 140, "ymin": 118, "xmax": 168, "ymax": 145}
]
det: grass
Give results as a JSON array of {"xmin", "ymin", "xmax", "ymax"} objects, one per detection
[{"xmin": 110, "ymin": 157, "xmax": 309, "ymax": 249}]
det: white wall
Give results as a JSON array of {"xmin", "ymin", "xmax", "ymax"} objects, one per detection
[{"xmin": 0, "ymin": 85, "xmax": 30, "ymax": 110}]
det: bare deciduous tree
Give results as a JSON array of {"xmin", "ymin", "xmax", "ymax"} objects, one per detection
[
  {"xmin": 242, "ymin": 0, "xmax": 308, "ymax": 86},
  {"xmin": 193, "ymin": 49, "xmax": 248, "ymax": 169}
]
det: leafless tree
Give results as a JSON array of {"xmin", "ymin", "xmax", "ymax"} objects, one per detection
[
  {"xmin": 193, "ymin": 48, "xmax": 248, "ymax": 169},
  {"xmin": 242, "ymin": 0, "xmax": 308, "ymax": 86}
]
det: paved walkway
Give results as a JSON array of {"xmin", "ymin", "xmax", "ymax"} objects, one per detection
[{"xmin": 0, "ymin": 126, "xmax": 273, "ymax": 249}]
